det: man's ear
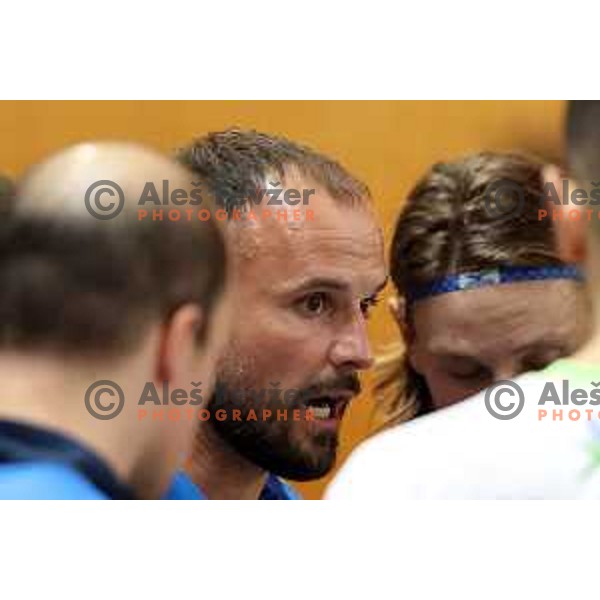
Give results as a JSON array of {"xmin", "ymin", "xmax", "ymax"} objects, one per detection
[
  {"xmin": 155, "ymin": 304, "xmax": 205, "ymax": 383},
  {"xmin": 542, "ymin": 163, "xmax": 587, "ymax": 264}
]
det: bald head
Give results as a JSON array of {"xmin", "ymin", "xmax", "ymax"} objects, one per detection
[
  {"xmin": 0, "ymin": 141, "xmax": 227, "ymax": 355},
  {"xmin": 17, "ymin": 141, "xmax": 194, "ymax": 221}
]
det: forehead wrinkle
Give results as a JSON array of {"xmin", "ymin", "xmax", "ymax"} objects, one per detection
[
  {"xmin": 232, "ymin": 229, "xmax": 384, "ymax": 301},
  {"xmin": 231, "ymin": 218, "xmax": 295, "ymax": 263},
  {"xmin": 429, "ymin": 324, "xmax": 569, "ymax": 361},
  {"xmin": 285, "ymin": 225, "xmax": 383, "ymax": 259},
  {"xmin": 419, "ymin": 282, "xmax": 582, "ymax": 357},
  {"xmin": 232, "ymin": 216, "xmax": 382, "ymax": 261}
]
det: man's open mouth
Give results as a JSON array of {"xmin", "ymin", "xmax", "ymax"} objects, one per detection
[{"xmin": 304, "ymin": 392, "xmax": 353, "ymax": 421}]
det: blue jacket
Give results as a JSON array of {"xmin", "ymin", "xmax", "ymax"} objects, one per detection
[
  {"xmin": 0, "ymin": 462, "xmax": 110, "ymax": 499},
  {"xmin": 0, "ymin": 420, "xmax": 133, "ymax": 499}
]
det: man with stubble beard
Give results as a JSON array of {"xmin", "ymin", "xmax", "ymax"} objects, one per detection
[{"xmin": 167, "ymin": 128, "xmax": 386, "ymax": 499}]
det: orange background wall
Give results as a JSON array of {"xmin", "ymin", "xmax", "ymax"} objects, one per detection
[{"xmin": 0, "ymin": 101, "xmax": 566, "ymax": 498}]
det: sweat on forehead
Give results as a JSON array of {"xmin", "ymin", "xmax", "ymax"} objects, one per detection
[{"xmin": 228, "ymin": 193, "xmax": 382, "ymax": 261}]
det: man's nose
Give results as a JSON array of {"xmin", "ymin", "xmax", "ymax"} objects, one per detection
[{"xmin": 329, "ymin": 311, "xmax": 374, "ymax": 371}]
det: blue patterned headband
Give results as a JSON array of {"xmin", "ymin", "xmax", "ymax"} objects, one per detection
[{"xmin": 405, "ymin": 265, "xmax": 585, "ymax": 304}]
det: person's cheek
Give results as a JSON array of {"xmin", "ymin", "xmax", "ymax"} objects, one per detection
[
  {"xmin": 422, "ymin": 371, "xmax": 453, "ymax": 407},
  {"xmin": 428, "ymin": 373, "xmax": 478, "ymax": 409}
]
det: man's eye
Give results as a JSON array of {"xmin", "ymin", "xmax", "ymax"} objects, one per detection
[{"xmin": 298, "ymin": 292, "xmax": 332, "ymax": 316}]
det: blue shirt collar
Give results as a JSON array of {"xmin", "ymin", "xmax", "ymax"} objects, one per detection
[{"xmin": 166, "ymin": 470, "xmax": 300, "ymax": 500}]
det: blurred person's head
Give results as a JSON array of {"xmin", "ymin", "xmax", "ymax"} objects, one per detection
[
  {"xmin": 0, "ymin": 174, "xmax": 14, "ymax": 200},
  {"xmin": 567, "ymin": 101, "xmax": 600, "ymax": 184},
  {"xmin": 178, "ymin": 128, "xmax": 386, "ymax": 481},
  {"xmin": 376, "ymin": 151, "xmax": 589, "ymax": 427},
  {"xmin": 0, "ymin": 142, "xmax": 231, "ymax": 498},
  {"xmin": 561, "ymin": 101, "xmax": 600, "ymax": 335}
]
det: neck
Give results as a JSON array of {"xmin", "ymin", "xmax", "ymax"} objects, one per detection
[
  {"xmin": 190, "ymin": 422, "xmax": 268, "ymax": 500},
  {"xmin": 0, "ymin": 352, "xmax": 160, "ymax": 497}
]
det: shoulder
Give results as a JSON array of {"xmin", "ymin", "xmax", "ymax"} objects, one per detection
[
  {"xmin": 327, "ymin": 385, "xmax": 498, "ymax": 499},
  {"xmin": 327, "ymin": 373, "xmax": 591, "ymax": 499},
  {"xmin": 0, "ymin": 462, "xmax": 107, "ymax": 499}
]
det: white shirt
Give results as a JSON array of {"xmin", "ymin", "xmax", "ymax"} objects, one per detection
[{"xmin": 326, "ymin": 363, "xmax": 600, "ymax": 499}]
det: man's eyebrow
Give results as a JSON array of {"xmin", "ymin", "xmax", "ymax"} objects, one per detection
[
  {"xmin": 279, "ymin": 276, "xmax": 388, "ymax": 296},
  {"xmin": 282, "ymin": 277, "xmax": 351, "ymax": 294}
]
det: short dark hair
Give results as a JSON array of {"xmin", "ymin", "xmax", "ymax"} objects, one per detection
[
  {"xmin": 0, "ymin": 177, "xmax": 227, "ymax": 355},
  {"xmin": 567, "ymin": 100, "xmax": 600, "ymax": 181},
  {"xmin": 176, "ymin": 127, "xmax": 370, "ymax": 215}
]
